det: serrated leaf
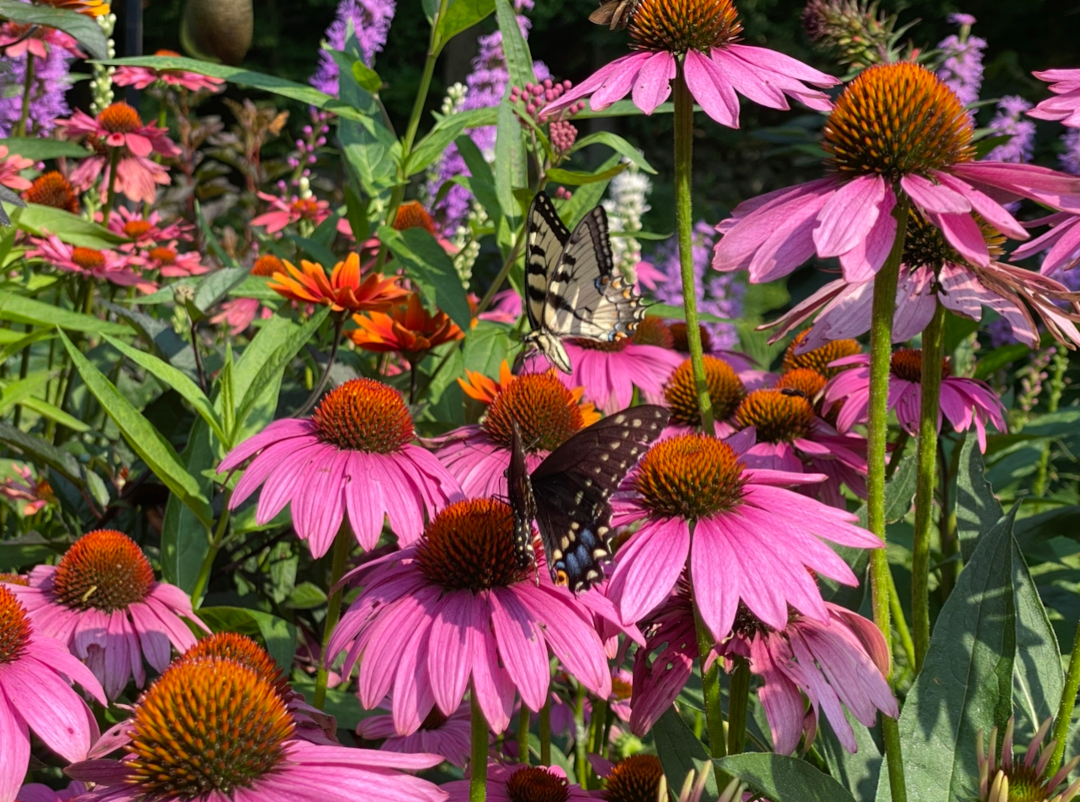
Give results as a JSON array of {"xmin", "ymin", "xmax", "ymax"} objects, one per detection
[
  {"xmin": 59, "ymin": 329, "xmax": 213, "ymax": 527},
  {"xmin": 377, "ymin": 226, "xmax": 471, "ymax": 329},
  {"xmin": 718, "ymin": 754, "xmax": 857, "ymax": 802},
  {"xmin": 0, "ymin": 0, "xmax": 107, "ymax": 58}
]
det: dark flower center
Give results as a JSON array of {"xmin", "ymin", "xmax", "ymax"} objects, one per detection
[
  {"xmin": 889, "ymin": 348, "xmax": 951, "ymax": 383},
  {"xmin": 628, "ymin": 0, "xmax": 742, "ymax": 55},
  {"xmin": 903, "ymin": 209, "xmax": 1004, "ymax": 270},
  {"xmin": 252, "ymin": 254, "xmax": 284, "ymax": 277},
  {"xmin": 823, "ymin": 62, "xmax": 975, "ymax": 181},
  {"xmin": 52, "ymin": 529, "xmax": 154, "ymax": 612},
  {"xmin": 311, "ymin": 378, "xmax": 414, "ymax": 454},
  {"xmin": 782, "ymin": 332, "xmax": 861, "ymax": 378},
  {"xmin": 24, "ymin": 171, "xmax": 79, "ymax": 213},
  {"xmin": 0, "ymin": 586, "xmax": 31, "ymax": 665},
  {"xmin": 632, "ymin": 316, "xmax": 674, "ymax": 349},
  {"xmin": 416, "ymin": 499, "xmax": 530, "ymax": 592},
  {"xmin": 633, "ymin": 433, "xmax": 747, "ymax": 519},
  {"xmin": 98, "ymin": 102, "xmax": 143, "ymax": 134},
  {"xmin": 70, "ymin": 247, "xmax": 106, "ymax": 271},
  {"xmin": 664, "ymin": 356, "xmax": 745, "ymax": 426},
  {"xmin": 734, "ymin": 389, "xmax": 815, "ymax": 443},
  {"xmin": 126, "ymin": 658, "xmax": 294, "ymax": 799},
  {"xmin": 775, "ymin": 368, "xmax": 827, "ymax": 399},
  {"xmin": 603, "ymin": 754, "xmax": 664, "ymax": 802},
  {"xmin": 482, "ymin": 371, "xmax": 587, "ymax": 453},
  {"xmin": 181, "ymin": 632, "xmax": 292, "ymax": 700},
  {"xmin": 506, "ymin": 766, "xmax": 572, "ymax": 802}
]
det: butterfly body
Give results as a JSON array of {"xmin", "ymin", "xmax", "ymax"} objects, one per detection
[
  {"xmin": 588, "ymin": 0, "xmax": 641, "ymax": 29},
  {"xmin": 508, "ymin": 405, "xmax": 670, "ymax": 592},
  {"xmin": 523, "ymin": 192, "xmax": 646, "ymax": 374}
]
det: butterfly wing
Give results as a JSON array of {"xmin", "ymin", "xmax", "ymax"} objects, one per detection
[
  {"xmin": 508, "ymin": 422, "xmax": 539, "ymax": 571},
  {"xmin": 525, "ymin": 192, "xmax": 571, "ymax": 331},
  {"xmin": 530, "ymin": 405, "xmax": 670, "ymax": 592}
]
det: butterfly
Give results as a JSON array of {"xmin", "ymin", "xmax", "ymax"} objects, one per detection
[
  {"xmin": 508, "ymin": 404, "xmax": 670, "ymax": 593},
  {"xmin": 522, "ymin": 192, "xmax": 646, "ymax": 374},
  {"xmin": 588, "ymin": 0, "xmax": 642, "ymax": 29}
]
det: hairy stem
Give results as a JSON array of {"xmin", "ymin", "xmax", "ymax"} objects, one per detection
[
  {"xmin": 539, "ymin": 695, "xmax": 551, "ymax": 766},
  {"xmin": 102, "ymin": 147, "xmax": 120, "ymax": 226},
  {"xmin": 727, "ymin": 657, "xmax": 750, "ymax": 755},
  {"xmin": 15, "ymin": 52, "xmax": 35, "ymax": 138},
  {"xmin": 1049, "ymin": 620, "xmax": 1080, "ymax": 777},
  {"xmin": 691, "ymin": 563, "xmax": 728, "ymax": 788},
  {"xmin": 470, "ymin": 686, "xmax": 489, "ymax": 802},
  {"xmin": 190, "ymin": 490, "xmax": 232, "ymax": 607},
  {"xmin": 517, "ymin": 703, "xmax": 530, "ymax": 764}
]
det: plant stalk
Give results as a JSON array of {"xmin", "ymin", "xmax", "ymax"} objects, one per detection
[
  {"xmin": 727, "ymin": 657, "xmax": 750, "ymax": 755},
  {"xmin": 296, "ymin": 312, "xmax": 346, "ymax": 417},
  {"xmin": 102, "ymin": 147, "xmax": 121, "ymax": 226},
  {"xmin": 470, "ymin": 686, "xmax": 489, "ymax": 802},
  {"xmin": 190, "ymin": 490, "xmax": 232, "ymax": 607},
  {"xmin": 691, "ymin": 563, "xmax": 727, "ymax": 789},
  {"xmin": 517, "ymin": 703, "xmax": 530, "ymax": 764},
  {"xmin": 15, "ymin": 52, "xmax": 35, "ymax": 138},
  {"xmin": 539, "ymin": 695, "xmax": 551, "ymax": 766},
  {"xmin": 313, "ymin": 523, "xmax": 352, "ymax": 710},
  {"xmin": 1049, "ymin": 619, "xmax": 1080, "ymax": 777}
]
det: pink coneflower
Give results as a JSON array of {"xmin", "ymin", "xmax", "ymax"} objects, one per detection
[
  {"xmin": 607, "ymin": 432, "xmax": 882, "ymax": 637},
  {"xmin": 250, "ymin": 191, "xmax": 331, "ymax": 233},
  {"xmin": 977, "ymin": 717, "xmax": 1080, "ymax": 802},
  {"xmin": 660, "ymin": 354, "xmax": 745, "ymax": 436},
  {"xmin": 823, "ymin": 350, "xmax": 1007, "ymax": 451},
  {"xmin": 219, "ymin": 378, "xmax": 461, "ymax": 558},
  {"xmin": 0, "ymin": 145, "xmax": 33, "ymax": 191},
  {"xmin": 0, "ymin": 585, "xmax": 107, "ymax": 802},
  {"xmin": 1, "ymin": 463, "xmax": 54, "ymax": 516},
  {"xmin": 430, "ymin": 362, "xmax": 600, "ymax": 498},
  {"xmin": 718, "ymin": 601, "xmax": 896, "ymax": 754},
  {"xmin": 28, "ymin": 234, "xmax": 156, "ymax": 292},
  {"xmin": 477, "ymin": 288, "xmax": 522, "ymax": 325},
  {"xmin": 543, "ymin": 0, "xmax": 838, "ymax": 126},
  {"xmin": 767, "ymin": 211, "xmax": 1080, "ymax": 350},
  {"xmin": 1012, "ymin": 211, "xmax": 1080, "ymax": 277},
  {"xmin": 1029, "ymin": 69, "xmax": 1080, "ymax": 128},
  {"xmin": 143, "ymin": 243, "xmax": 209, "ymax": 277},
  {"xmin": 106, "ymin": 206, "xmax": 192, "ymax": 246},
  {"xmin": 442, "ymin": 763, "xmax": 592, "ymax": 802},
  {"xmin": 58, "ymin": 103, "xmax": 180, "ymax": 205},
  {"xmin": 65, "ymin": 657, "xmax": 447, "ymax": 802},
  {"xmin": 113, "ymin": 49, "xmax": 226, "ymax": 93},
  {"xmin": 628, "ymin": 584, "xmax": 698, "ymax": 735},
  {"xmin": 593, "ymin": 754, "xmax": 667, "ymax": 802},
  {"xmin": 6, "ymin": 529, "xmax": 205, "ymax": 700},
  {"xmin": 0, "ymin": 22, "xmax": 82, "ymax": 59},
  {"xmin": 327, "ymin": 499, "xmax": 634, "ymax": 736},
  {"xmin": 357, "ymin": 703, "xmax": 472, "ymax": 766},
  {"xmin": 15, "ymin": 782, "xmax": 87, "ymax": 802},
  {"xmin": 713, "ymin": 63, "xmax": 1080, "ymax": 284}
]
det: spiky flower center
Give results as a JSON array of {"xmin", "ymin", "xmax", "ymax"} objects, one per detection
[
  {"xmin": 0, "ymin": 573, "xmax": 28, "ymax": 586},
  {"xmin": 505, "ymin": 766, "xmax": 572, "ymax": 802},
  {"xmin": 570, "ymin": 336, "xmax": 630, "ymax": 352},
  {"xmin": 1002, "ymin": 765, "xmax": 1050, "ymax": 802},
  {"xmin": 126, "ymin": 658, "xmax": 294, "ymax": 799},
  {"xmin": 393, "ymin": 201, "xmax": 438, "ymax": 235},
  {"xmin": 0, "ymin": 586, "xmax": 31, "ymax": 665},
  {"xmin": 633, "ymin": 433, "xmax": 747, "ymax": 519},
  {"xmin": 149, "ymin": 247, "xmax": 176, "ymax": 265},
  {"xmin": 665, "ymin": 356, "xmax": 745, "ymax": 426},
  {"xmin": 890, "ymin": 348, "xmax": 951, "ymax": 383},
  {"xmin": 98, "ymin": 102, "xmax": 143, "ymax": 134},
  {"xmin": 416, "ymin": 499, "xmax": 528, "ymax": 592},
  {"xmin": 783, "ymin": 333, "xmax": 861, "ymax": 378},
  {"xmin": 181, "ymin": 633, "xmax": 291, "ymax": 699},
  {"xmin": 291, "ymin": 197, "xmax": 322, "ymax": 219},
  {"xmin": 70, "ymin": 247, "xmax": 106, "ymax": 271},
  {"xmin": 632, "ymin": 317, "xmax": 674, "ymax": 349},
  {"xmin": 669, "ymin": 322, "xmax": 712, "ymax": 353},
  {"xmin": 603, "ymin": 754, "xmax": 664, "ymax": 802},
  {"xmin": 123, "ymin": 219, "xmax": 153, "ymax": 238},
  {"xmin": 311, "ymin": 378, "xmax": 414, "ymax": 454},
  {"xmin": 482, "ymin": 371, "xmax": 586, "ymax": 452},
  {"xmin": 52, "ymin": 529, "xmax": 154, "ymax": 612},
  {"xmin": 25, "ymin": 171, "xmax": 79, "ymax": 213},
  {"xmin": 823, "ymin": 62, "xmax": 974, "ymax": 181},
  {"xmin": 252, "ymin": 254, "xmax": 284, "ymax": 277},
  {"xmin": 628, "ymin": 0, "xmax": 742, "ymax": 54},
  {"xmin": 731, "ymin": 601, "xmax": 773, "ymax": 637},
  {"xmin": 735, "ymin": 389, "xmax": 815, "ymax": 443},
  {"xmin": 775, "ymin": 368, "xmax": 827, "ymax": 399},
  {"xmin": 903, "ymin": 209, "xmax": 1004, "ymax": 270}
]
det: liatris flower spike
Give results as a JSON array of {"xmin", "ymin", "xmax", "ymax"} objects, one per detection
[{"xmin": 219, "ymin": 378, "xmax": 462, "ymax": 558}]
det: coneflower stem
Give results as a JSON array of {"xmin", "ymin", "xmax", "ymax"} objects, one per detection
[
  {"xmin": 313, "ymin": 523, "xmax": 351, "ymax": 710},
  {"xmin": 539, "ymin": 695, "xmax": 551, "ymax": 766},
  {"xmin": 867, "ymin": 194, "xmax": 909, "ymax": 802},
  {"xmin": 727, "ymin": 657, "xmax": 750, "ymax": 755},
  {"xmin": 673, "ymin": 64, "xmax": 714, "ymax": 434},
  {"xmin": 690, "ymin": 566, "xmax": 728, "ymax": 789},
  {"xmin": 102, "ymin": 147, "xmax": 120, "ymax": 227},
  {"xmin": 912, "ymin": 301, "xmax": 945, "ymax": 671},
  {"xmin": 574, "ymin": 682, "xmax": 589, "ymax": 788},
  {"xmin": 470, "ymin": 685, "xmax": 489, "ymax": 802},
  {"xmin": 887, "ymin": 564, "xmax": 917, "ymax": 671},
  {"xmin": 15, "ymin": 52, "xmax": 34, "ymax": 138},
  {"xmin": 517, "ymin": 703, "xmax": 530, "ymax": 764},
  {"xmin": 296, "ymin": 312, "xmax": 346, "ymax": 417},
  {"xmin": 588, "ymin": 697, "xmax": 608, "ymax": 783},
  {"xmin": 190, "ymin": 490, "xmax": 232, "ymax": 607},
  {"xmin": 1049, "ymin": 620, "xmax": 1080, "ymax": 777}
]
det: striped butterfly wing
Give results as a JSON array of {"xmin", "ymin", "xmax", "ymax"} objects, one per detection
[
  {"xmin": 508, "ymin": 422, "xmax": 539, "ymax": 572},
  {"xmin": 528, "ymin": 405, "xmax": 670, "ymax": 592},
  {"xmin": 525, "ymin": 192, "xmax": 571, "ymax": 331}
]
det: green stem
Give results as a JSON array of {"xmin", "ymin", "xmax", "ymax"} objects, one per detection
[
  {"xmin": 53, "ymin": 281, "xmax": 95, "ymax": 445},
  {"xmin": 470, "ymin": 686, "xmax": 489, "ymax": 802},
  {"xmin": 885, "ymin": 430, "xmax": 909, "ymax": 480},
  {"xmin": 517, "ymin": 703, "xmax": 530, "ymax": 764},
  {"xmin": 866, "ymin": 193, "xmax": 909, "ymax": 802},
  {"xmin": 539, "ymin": 696, "xmax": 551, "ymax": 766},
  {"xmin": 11, "ymin": 323, "xmax": 33, "ymax": 429},
  {"xmin": 912, "ymin": 302, "xmax": 945, "ymax": 671},
  {"xmin": 690, "ymin": 567, "xmax": 727, "ymax": 789},
  {"xmin": 476, "ymin": 215, "xmax": 535, "ymax": 315},
  {"xmin": 673, "ymin": 63, "xmax": 713, "ymax": 433},
  {"xmin": 190, "ymin": 491, "xmax": 232, "ymax": 607},
  {"xmin": 102, "ymin": 147, "xmax": 120, "ymax": 227},
  {"xmin": 295, "ymin": 312, "xmax": 346, "ymax": 417},
  {"xmin": 727, "ymin": 657, "xmax": 750, "ymax": 755},
  {"xmin": 1048, "ymin": 620, "xmax": 1080, "ymax": 777},
  {"xmin": 313, "ymin": 524, "xmax": 352, "ymax": 710},
  {"xmin": 588, "ymin": 697, "xmax": 608, "ymax": 782},
  {"xmin": 886, "ymin": 558, "xmax": 917, "ymax": 670},
  {"xmin": 938, "ymin": 438, "xmax": 962, "ymax": 601},
  {"xmin": 15, "ymin": 52, "xmax": 35, "ymax": 138},
  {"xmin": 574, "ymin": 682, "xmax": 589, "ymax": 788}
]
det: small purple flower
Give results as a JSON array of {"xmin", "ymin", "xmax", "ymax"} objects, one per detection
[
  {"xmin": 0, "ymin": 43, "xmax": 73, "ymax": 137},
  {"xmin": 310, "ymin": 0, "xmax": 397, "ymax": 96},
  {"xmin": 1061, "ymin": 129, "xmax": 1080, "ymax": 176},
  {"xmin": 985, "ymin": 96, "xmax": 1036, "ymax": 164},
  {"xmin": 936, "ymin": 15, "xmax": 986, "ymax": 107}
]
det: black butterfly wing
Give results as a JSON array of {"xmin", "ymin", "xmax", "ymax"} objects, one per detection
[
  {"xmin": 530, "ymin": 405, "xmax": 670, "ymax": 592},
  {"xmin": 508, "ymin": 422, "xmax": 538, "ymax": 571}
]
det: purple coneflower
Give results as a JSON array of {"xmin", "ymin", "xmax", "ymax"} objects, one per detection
[
  {"xmin": 65, "ymin": 657, "xmax": 447, "ymax": 802},
  {"xmin": 1029, "ymin": 68, "xmax": 1080, "ymax": 128},
  {"xmin": 977, "ymin": 718, "xmax": 1080, "ymax": 802},
  {"xmin": 543, "ymin": 0, "xmax": 838, "ymax": 126},
  {"xmin": 823, "ymin": 350, "xmax": 1007, "ymax": 451},
  {"xmin": 1012, "ymin": 210, "xmax": 1080, "ymax": 278},
  {"xmin": 442, "ymin": 764, "xmax": 592, "ymax": 802},
  {"xmin": 0, "ymin": 585, "xmax": 107, "ymax": 802},
  {"xmin": 608, "ymin": 432, "xmax": 881, "ymax": 637},
  {"xmin": 5, "ymin": 529, "xmax": 205, "ymax": 700},
  {"xmin": 713, "ymin": 63, "xmax": 1080, "ymax": 285},
  {"xmin": 219, "ymin": 378, "xmax": 461, "ymax": 558},
  {"xmin": 357, "ymin": 703, "xmax": 471, "ymax": 766},
  {"xmin": 326, "ymin": 499, "xmax": 636, "ymax": 736},
  {"xmin": 29, "ymin": 235, "xmax": 155, "ymax": 293}
]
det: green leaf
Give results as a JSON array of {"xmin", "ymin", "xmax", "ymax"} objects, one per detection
[
  {"xmin": 436, "ymin": 0, "xmax": 495, "ymax": 45},
  {"xmin": 161, "ymin": 419, "xmax": 214, "ymax": 594},
  {"xmin": 351, "ymin": 60, "xmax": 382, "ymax": 93},
  {"xmin": 0, "ymin": 384, "xmax": 89, "ymax": 432},
  {"xmin": 0, "ymin": 371, "xmax": 51, "ymax": 416},
  {"xmin": 408, "ymin": 114, "xmax": 472, "ymax": 178},
  {"xmin": 875, "ymin": 506, "xmax": 1020, "ymax": 802},
  {"xmin": 566, "ymin": 131, "xmax": 657, "ymax": 173},
  {"xmin": 102, "ymin": 56, "xmax": 372, "ymax": 122},
  {"xmin": 654, "ymin": 709, "xmax": 717, "ymax": 801},
  {"xmin": 193, "ymin": 268, "xmax": 249, "ymax": 316},
  {"xmin": 104, "ymin": 335, "xmax": 229, "ymax": 447},
  {"xmin": 718, "ymin": 754, "xmax": 857, "ymax": 802},
  {"xmin": 0, "ymin": 541, "xmax": 56, "ymax": 571},
  {"xmin": 560, "ymin": 154, "xmax": 621, "ymax": 227},
  {"xmin": 441, "ymin": 99, "xmax": 677, "ymax": 131},
  {"xmin": 0, "ymin": 137, "xmax": 90, "ymax": 161},
  {"xmin": 546, "ymin": 164, "xmax": 629, "ymax": 186},
  {"xmin": 0, "ymin": 0, "xmax": 108, "ymax": 59},
  {"xmin": 955, "ymin": 437, "xmax": 1002, "ymax": 563},
  {"xmin": 463, "ymin": 320, "xmax": 513, "ymax": 376},
  {"xmin": 196, "ymin": 607, "xmax": 298, "ymax": 673},
  {"xmin": 1011, "ymin": 535, "xmax": 1063, "ymax": 727},
  {"xmin": 0, "ymin": 422, "xmax": 101, "ymax": 503},
  {"xmin": 454, "ymin": 134, "xmax": 503, "ymax": 222},
  {"xmin": 18, "ymin": 203, "xmax": 124, "ymax": 249},
  {"xmin": 335, "ymin": 51, "xmax": 399, "ymax": 198},
  {"xmin": 58, "ymin": 329, "xmax": 213, "ymax": 527},
  {"xmin": 495, "ymin": 100, "xmax": 526, "ymax": 223},
  {"xmin": 973, "ymin": 344, "xmax": 1029, "ymax": 379},
  {"xmin": 377, "ymin": 226, "xmax": 471, "ymax": 329},
  {"xmin": 493, "ymin": 0, "xmax": 535, "ymax": 88},
  {"xmin": 819, "ymin": 711, "xmax": 882, "ymax": 801},
  {"xmin": 0, "ymin": 293, "xmax": 127, "ymax": 334}
]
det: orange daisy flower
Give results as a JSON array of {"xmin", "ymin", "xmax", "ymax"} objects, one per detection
[
  {"xmin": 34, "ymin": 0, "xmax": 110, "ymax": 16},
  {"xmin": 268, "ymin": 253, "xmax": 406, "ymax": 314},
  {"xmin": 349, "ymin": 293, "xmax": 464, "ymax": 362}
]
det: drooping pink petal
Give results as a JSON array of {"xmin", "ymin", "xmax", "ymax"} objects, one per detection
[
  {"xmin": 838, "ymin": 187, "xmax": 897, "ymax": 282},
  {"xmin": 683, "ymin": 49, "xmax": 739, "ymax": 127},
  {"xmin": 490, "ymin": 589, "xmax": 551, "ymax": 712},
  {"xmin": 631, "ymin": 51, "xmax": 675, "ymax": 115},
  {"xmin": 813, "ymin": 174, "xmax": 886, "ymax": 258},
  {"xmin": 900, "ymin": 174, "xmax": 970, "ymax": 214},
  {"xmin": 929, "ymin": 211, "xmax": 990, "ymax": 267},
  {"xmin": 608, "ymin": 516, "xmax": 690, "ymax": 624}
]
